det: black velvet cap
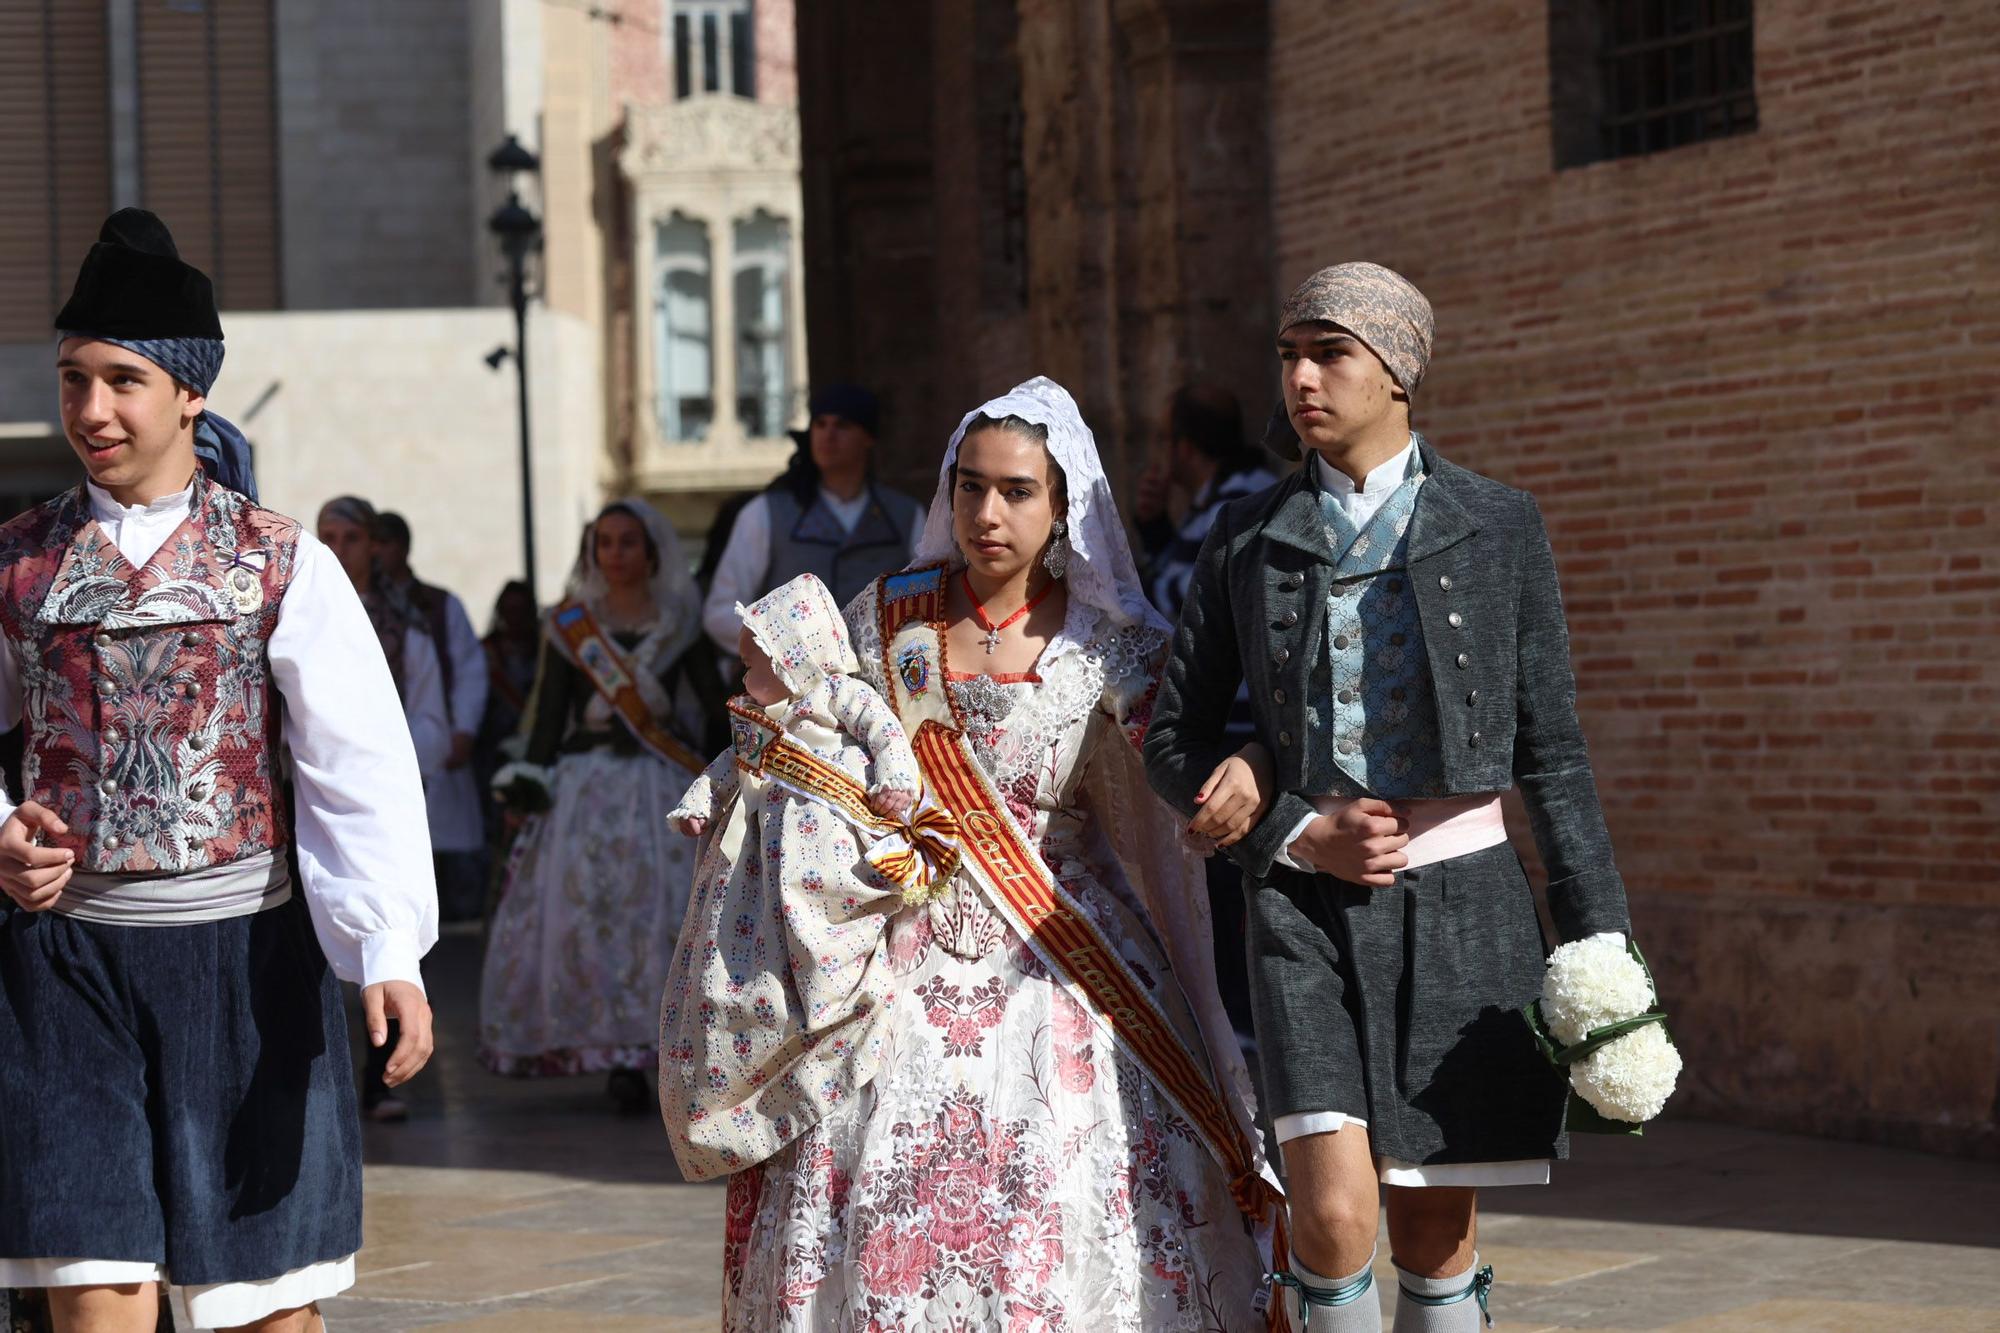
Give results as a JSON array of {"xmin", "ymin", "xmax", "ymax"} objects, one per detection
[{"xmin": 54, "ymin": 208, "xmax": 223, "ymax": 341}]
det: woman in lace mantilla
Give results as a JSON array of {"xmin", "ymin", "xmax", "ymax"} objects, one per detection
[
  {"xmin": 720, "ymin": 378, "xmax": 1281, "ymax": 1331},
  {"xmin": 478, "ymin": 500, "xmax": 723, "ymax": 1109}
]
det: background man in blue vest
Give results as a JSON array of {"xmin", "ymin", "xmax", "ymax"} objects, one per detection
[{"xmin": 700, "ymin": 383, "xmax": 924, "ymax": 657}]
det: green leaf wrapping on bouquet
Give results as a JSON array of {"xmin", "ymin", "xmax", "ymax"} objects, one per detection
[
  {"xmin": 1553, "ymin": 1011, "xmax": 1669, "ymax": 1065},
  {"xmin": 1522, "ymin": 937, "xmax": 1676, "ymax": 1135},
  {"xmin": 1565, "ymin": 1089, "xmax": 1646, "ymax": 1136}
]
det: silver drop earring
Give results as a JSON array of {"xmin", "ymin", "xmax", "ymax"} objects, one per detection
[{"xmin": 1043, "ymin": 519, "xmax": 1068, "ymax": 579}]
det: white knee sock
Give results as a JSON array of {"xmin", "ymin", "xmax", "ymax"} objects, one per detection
[
  {"xmin": 1278, "ymin": 1247, "xmax": 1383, "ymax": 1331},
  {"xmin": 1392, "ymin": 1254, "xmax": 1493, "ymax": 1331}
]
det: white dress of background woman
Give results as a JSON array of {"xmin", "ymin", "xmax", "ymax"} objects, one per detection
[{"xmin": 479, "ymin": 501, "xmax": 709, "ymax": 1099}]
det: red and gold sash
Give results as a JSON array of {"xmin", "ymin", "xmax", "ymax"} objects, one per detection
[
  {"xmin": 727, "ymin": 699, "xmax": 962, "ymax": 898},
  {"xmin": 873, "ymin": 566, "xmax": 1289, "ymax": 1321},
  {"xmin": 551, "ymin": 598, "xmax": 706, "ymax": 771}
]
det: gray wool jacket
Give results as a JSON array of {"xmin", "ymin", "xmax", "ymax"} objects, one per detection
[{"xmin": 1142, "ymin": 434, "xmax": 1630, "ymax": 945}]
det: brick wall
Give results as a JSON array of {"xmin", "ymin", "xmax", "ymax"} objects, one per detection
[
  {"xmin": 756, "ymin": 0, "xmax": 797, "ymax": 106},
  {"xmin": 1272, "ymin": 0, "xmax": 2000, "ymax": 1155}
]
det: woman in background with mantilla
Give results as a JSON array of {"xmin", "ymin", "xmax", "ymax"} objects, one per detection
[{"xmin": 479, "ymin": 500, "xmax": 722, "ymax": 1111}]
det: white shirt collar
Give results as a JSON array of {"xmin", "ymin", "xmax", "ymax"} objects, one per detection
[
  {"xmin": 86, "ymin": 477, "xmax": 196, "ymax": 525},
  {"xmin": 1310, "ymin": 435, "xmax": 1417, "ymax": 498},
  {"xmin": 819, "ymin": 484, "xmax": 871, "ymax": 531}
]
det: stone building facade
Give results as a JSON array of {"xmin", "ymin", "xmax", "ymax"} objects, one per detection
[
  {"xmin": 0, "ymin": 0, "xmax": 806, "ymax": 610},
  {"xmin": 797, "ymin": 0, "xmax": 2000, "ymax": 1156},
  {"xmin": 795, "ymin": 0, "xmax": 1275, "ymax": 496}
]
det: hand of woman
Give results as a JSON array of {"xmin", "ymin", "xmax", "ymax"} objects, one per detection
[
  {"xmin": 672, "ymin": 814, "xmax": 708, "ymax": 837},
  {"xmin": 1186, "ymin": 742, "xmax": 1275, "ymax": 848}
]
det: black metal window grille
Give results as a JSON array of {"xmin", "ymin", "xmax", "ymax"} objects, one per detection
[{"xmin": 1550, "ymin": 0, "xmax": 1757, "ymax": 168}]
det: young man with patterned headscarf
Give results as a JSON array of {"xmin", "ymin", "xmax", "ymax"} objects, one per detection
[
  {"xmin": 0, "ymin": 209, "xmax": 439, "ymax": 1332},
  {"xmin": 1146, "ymin": 262, "xmax": 1638, "ymax": 1330}
]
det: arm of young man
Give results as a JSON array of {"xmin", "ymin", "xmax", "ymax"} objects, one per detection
[
  {"xmin": 1142, "ymin": 511, "xmax": 1315, "ymax": 881},
  {"xmin": 0, "ymin": 643, "xmax": 77, "ymax": 909},
  {"xmin": 272, "ymin": 533, "xmax": 439, "ymax": 1086},
  {"xmin": 1513, "ymin": 496, "xmax": 1631, "ymax": 942},
  {"xmin": 701, "ymin": 494, "xmax": 772, "ymax": 657}
]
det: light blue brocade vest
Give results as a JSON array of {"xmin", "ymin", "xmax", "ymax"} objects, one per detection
[{"xmin": 1304, "ymin": 452, "xmax": 1449, "ymax": 800}]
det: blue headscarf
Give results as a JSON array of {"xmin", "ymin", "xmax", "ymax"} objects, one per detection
[{"xmin": 55, "ymin": 330, "xmax": 258, "ymax": 500}]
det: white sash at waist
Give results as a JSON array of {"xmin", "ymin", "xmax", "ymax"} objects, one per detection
[{"xmin": 53, "ymin": 849, "xmax": 292, "ymax": 926}]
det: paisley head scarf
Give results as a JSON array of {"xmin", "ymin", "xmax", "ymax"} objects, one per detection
[{"xmin": 1266, "ymin": 261, "xmax": 1435, "ymax": 459}]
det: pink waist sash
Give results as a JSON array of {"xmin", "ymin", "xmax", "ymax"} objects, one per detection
[{"xmin": 1306, "ymin": 793, "xmax": 1508, "ymax": 870}]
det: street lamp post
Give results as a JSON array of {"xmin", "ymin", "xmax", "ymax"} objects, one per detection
[{"xmin": 486, "ymin": 134, "xmax": 543, "ymax": 595}]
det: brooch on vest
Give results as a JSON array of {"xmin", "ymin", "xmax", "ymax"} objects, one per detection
[{"xmin": 221, "ymin": 549, "xmax": 270, "ymax": 615}]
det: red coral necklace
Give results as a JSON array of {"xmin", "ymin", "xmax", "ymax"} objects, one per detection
[{"xmin": 962, "ymin": 570, "xmax": 1056, "ymax": 654}]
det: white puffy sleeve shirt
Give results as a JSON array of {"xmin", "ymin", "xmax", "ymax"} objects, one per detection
[{"xmin": 0, "ymin": 484, "xmax": 438, "ymax": 992}]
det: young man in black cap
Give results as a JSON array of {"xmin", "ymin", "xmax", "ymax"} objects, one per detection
[
  {"xmin": 699, "ymin": 383, "xmax": 926, "ymax": 654},
  {"xmin": 0, "ymin": 210, "xmax": 439, "ymax": 1331}
]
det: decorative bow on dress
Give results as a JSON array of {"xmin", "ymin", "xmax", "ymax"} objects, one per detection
[{"xmin": 864, "ymin": 795, "xmax": 962, "ymax": 904}]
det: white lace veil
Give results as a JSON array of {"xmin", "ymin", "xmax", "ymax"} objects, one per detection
[
  {"xmin": 562, "ymin": 498, "xmax": 704, "ymax": 667},
  {"xmin": 913, "ymin": 376, "xmax": 1168, "ymax": 636}
]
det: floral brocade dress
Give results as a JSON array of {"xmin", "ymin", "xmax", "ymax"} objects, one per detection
[
  {"xmin": 722, "ymin": 589, "xmax": 1269, "ymax": 1332},
  {"xmin": 479, "ymin": 617, "xmax": 710, "ymax": 1075}
]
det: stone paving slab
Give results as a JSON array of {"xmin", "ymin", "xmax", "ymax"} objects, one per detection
[{"xmin": 296, "ymin": 934, "xmax": 2000, "ymax": 1332}]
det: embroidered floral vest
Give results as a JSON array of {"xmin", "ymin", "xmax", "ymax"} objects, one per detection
[{"xmin": 0, "ymin": 475, "xmax": 301, "ymax": 873}]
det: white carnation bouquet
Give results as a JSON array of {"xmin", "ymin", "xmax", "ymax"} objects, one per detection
[{"xmin": 1524, "ymin": 935, "xmax": 1682, "ymax": 1132}]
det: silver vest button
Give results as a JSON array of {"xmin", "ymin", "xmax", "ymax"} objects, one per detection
[
  {"xmin": 182, "ymin": 632, "xmax": 203, "ymax": 648},
  {"xmin": 1469, "ymin": 731, "xmax": 1483, "ymax": 747},
  {"xmin": 1280, "ymin": 611, "xmax": 1299, "ymax": 628},
  {"xmin": 1333, "ymin": 634, "xmax": 1351, "ymax": 650},
  {"xmin": 1455, "ymin": 652, "xmax": 1471, "ymax": 669},
  {"xmin": 102, "ymin": 835, "xmax": 120, "ymax": 850},
  {"xmin": 1336, "ymin": 689, "xmax": 1354, "ymax": 705},
  {"xmin": 104, "ymin": 728, "xmax": 120, "ymax": 744},
  {"xmin": 1466, "ymin": 689, "xmax": 1480, "ymax": 706},
  {"xmin": 1337, "ymin": 738, "xmax": 1358, "ymax": 755},
  {"xmin": 100, "ymin": 779, "xmax": 117, "ymax": 796},
  {"xmin": 95, "ymin": 631, "xmax": 112, "ymax": 647},
  {"xmin": 1273, "ymin": 688, "xmax": 1286, "ymax": 704},
  {"xmin": 1447, "ymin": 611, "xmax": 1464, "ymax": 628},
  {"xmin": 1274, "ymin": 647, "xmax": 1290, "ymax": 666},
  {"xmin": 1278, "ymin": 731, "xmax": 1292, "ymax": 747},
  {"xmin": 1439, "ymin": 575, "xmax": 1454, "ymax": 590},
  {"xmin": 97, "ymin": 681, "xmax": 114, "ymax": 697}
]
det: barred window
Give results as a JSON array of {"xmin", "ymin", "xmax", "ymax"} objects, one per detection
[
  {"xmin": 671, "ymin": 0, "xmax": 754, "ymax": 100},
  {"xmin": 1550, "ymin": 0, "xmax": 1757, "ymax": 169}
]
